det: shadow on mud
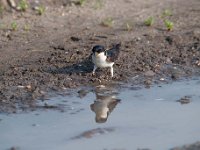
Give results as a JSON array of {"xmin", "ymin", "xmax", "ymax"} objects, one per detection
[{"xmin": 46, "ymin": 56, "xmax": 94, "ymax": 75}]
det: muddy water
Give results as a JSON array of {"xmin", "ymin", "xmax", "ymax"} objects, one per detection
[{"xmin": 0, "ymin": 78, "xmax": 200, "ymax": 150}]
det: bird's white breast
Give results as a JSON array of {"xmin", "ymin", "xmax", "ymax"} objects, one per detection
[{"xmin": 92, "ymin": 52, "xmax": 114, "ymax": 68}]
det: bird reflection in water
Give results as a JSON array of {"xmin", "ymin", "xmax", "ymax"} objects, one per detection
[{"xmin": 90, "ymin": 87, "xmax": 121, "ymax": 123}]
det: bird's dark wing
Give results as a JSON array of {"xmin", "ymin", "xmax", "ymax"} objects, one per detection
[
  {"xmin": 90, "ymin": 104, "xmax": 95, "ymax": 112},
  {"xmin": 108, "ymin": 99, "xmax": 121, "ymax": 113},
  {"xmin": 106, "ymin": 43, "xmax": 121, "ymax": 63}
]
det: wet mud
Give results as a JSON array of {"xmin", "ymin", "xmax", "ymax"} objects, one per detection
[
  {"xmin": 1, "ymin": 0, "xmax": 200, "ymax": 113},
  {"xmin": 1, "ymin": 78, "xmax": 200, "ymax": 150}
]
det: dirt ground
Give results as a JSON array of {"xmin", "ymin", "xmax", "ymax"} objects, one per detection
[
  {"xmin": 0, "ymin": 0, "xmax": 200, "ymax": 113},
  {"xmin": 0, "ymin": 1, "xmax": 200, "ymax": 149}
]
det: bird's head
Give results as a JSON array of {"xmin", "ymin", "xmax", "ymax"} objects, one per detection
[{"xmin": 92, "ymin": 45, "xmax": 105, "ymax": 56}]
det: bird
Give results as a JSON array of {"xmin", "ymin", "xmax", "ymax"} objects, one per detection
[
  {"xmin": 90, "ymin": 90, "xmax": 121, "ymax": 123},
  {"xmin": 91, "ymin": 43, "xmax": 121, "ymax": 77}
]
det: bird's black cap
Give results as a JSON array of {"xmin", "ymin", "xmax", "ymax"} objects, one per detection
[{"xmin": 92, "ymin": 45, "xmax": 105, "ymax": 53}]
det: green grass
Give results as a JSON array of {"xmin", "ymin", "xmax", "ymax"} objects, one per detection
[
  {"xmin": 0, "ymin": 4, "xmax": 4, "ymax": 16},
  {"xmin": 162, "ymin": 9, "xmax": 172, "ymax": 17},
  {"xmin": 18, "ymin": 0, "xmax": 28, "ymax": 11},
  {"xmin": 101, "ymin": 17, "xmax": 114, "ymax": 27},
  {"xmin": 11, "ymin": 22, "xmax": 18, "ymax": 31},
  {"xmin": 36, "ymin": 5, "xmax": 45, "ymax": 15},
  {"xmin": 125, "ymin": 22, "xmax": 132, "ymax": 31},
  {"xmin": 164, "ymin": 19, "xmax": 174, "ymax": 31},
  {"xmin": 24, "ymin": 24, "xmax": 30, "ymax": 31},
  {"xmin": 94, "ymin": 0, "xmax": 104, "ymax": 9},
  {"xmin": 75, "ymin": 0, "xmax": 86, "ymax": 6},
  {"xmin": 144, "ymin": 16, "xmax": 154, "ymax": 26}
]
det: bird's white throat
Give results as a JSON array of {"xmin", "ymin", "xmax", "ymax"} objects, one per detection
[{"xmin": 92, "ymin": 52, "xmax": 114, "ymax": 68}]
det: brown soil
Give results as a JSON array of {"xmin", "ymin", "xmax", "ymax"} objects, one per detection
[{"xmin": 0, "ymin": 0, "xmax": 200, "ymax": 113}]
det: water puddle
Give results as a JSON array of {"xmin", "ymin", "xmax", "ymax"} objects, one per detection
[{"xmin": 0, "ymin": 78, "xmax": 200, "ymax": 150}]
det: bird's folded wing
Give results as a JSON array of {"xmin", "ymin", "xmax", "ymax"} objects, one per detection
[
  {"xmin": 106, "ymin": 43, "xmax": 121, "ymax": 63},
  {"xmin": 108, "ymin": 99, "xmax": 121, "ymax": 113}
]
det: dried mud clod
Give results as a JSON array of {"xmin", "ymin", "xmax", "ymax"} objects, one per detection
[
  {"xmin": 176, "ymin": 96, "xmax": 191, "ymax": 104},
  {"xmin": 71, "ymin": 127, "xmax": 115, "ymax": 139}
]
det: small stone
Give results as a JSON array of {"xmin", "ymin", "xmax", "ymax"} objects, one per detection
[
  {"xmin": 71, "ymin": 36, "xmax": 80, "ymax": 41},
  {"xmin": 77, "ymin": 89, "xmax": 88, "ymax": 98},
  {"xmin": 17, "ymin": 85, "xmax": 25, "ymax": 88},
  {"xmin": 166, "ymin": 58, "xmax": 172, "ymax": 64},
  {"xmin": 32, "ymin": 124, "xmax": 39, "ymax": 127},
  {"xmin": 136, "ymin": 37, "xmax": 141, "ymax": 41},
  {"xmin": 195, "ymin": 60, "xmax": 200, "ymax": 66},
  {"xmin": 144, "ymin": 70, "xmax": 155, "ymax": 77},
  {"xmin": 176, "ymin": 96, "xmax": 191, "ymax": 104},
  {"xmin": 144, "ymin": 79, "xmax": 152, "ymax": 85},
  {"xmin": 171, "ymin": 68, "xmax": 182, "ymax": 80},
  {"xmin": 96, "ymin": 85, "xmax": 106, "ymax": 88},
  {"xmin": 8, "ymin": 0, "xmax": 17, "ymax": 8},
  {"xmin": 26, "ymin": 85, "xmax": 32, "ymax": 89},
  {"xmin": 160, "ymin": 78, "xmax": 165, "ymax": 81}
]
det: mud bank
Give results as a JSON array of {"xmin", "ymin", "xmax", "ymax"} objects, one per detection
[{"xmin": 0, "ymin": 0, "xmax": 200, "ymax": 113}]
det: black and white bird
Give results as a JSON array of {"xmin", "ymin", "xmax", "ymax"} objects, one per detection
[
  {"xmin": 90, "ymin": 94, "xmax": 121, "ymax": 123},
  {"xmin": 91, "ymin": 43, "xmax": 121, "ymax": 77}
]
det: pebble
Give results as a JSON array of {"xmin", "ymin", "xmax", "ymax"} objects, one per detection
[
  {"xmin": 166, "ymin": 58, "xmax": 172, "ymax": 64},
  {"xmin": 32, "ymin": 124, "xmax": 40, "ymax": 127},
  {"xmin": 77, "ymin": 89, "xmax": 88, "ymax": 98},
  {"xmin": 96, "ymin": 85, "xmax": 106, "ymax": 88},
  {"xmin": 176, "ymin": 96, "xmax": 191, "ymax": 104},
  {"xmin": 144, "ymin": 79, "xmax": 152, "ymax": 85},
  {"xmin": 144, "ymin": 70, "xmax": 155, "ymax": 77},
  {"xmin": 17, "ymin": 85, "xmax": 25, "ymax": 88},
  {"xmin": 136, "ymin": 37, "xmax": 141, "ymax": 41}
]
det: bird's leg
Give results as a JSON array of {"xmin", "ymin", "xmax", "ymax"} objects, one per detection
[
  {"xmin": 110, "ymin": 66, "xmax": 113, "ymax": 77},
  {"xmin": 92, "ymin": 65, "xmax": 97, "ymax": 75}
]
